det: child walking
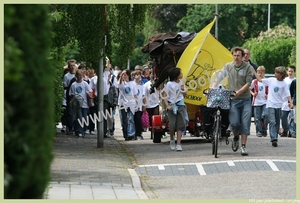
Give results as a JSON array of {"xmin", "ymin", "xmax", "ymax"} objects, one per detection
[
  {"xmin": 252, "ymin": 66, "xmax": 293, "ymax": 147},
  {"xmin": 163, "ymin": 67, "xmax": 188, "ymax": 151},
  {"xmin": 250, "ymin": 66, "xmax": 268, "ymax": 137},
  {"xmin": 132, "ymin": 70, "xmax": 145, "ymax": 140},
  {"xmin": 118, "ymin": 69, "xmax": 138, "ymax": 141}
]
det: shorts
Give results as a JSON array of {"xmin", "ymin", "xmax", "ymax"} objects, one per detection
[{"xmin": 168, "ymin": 105, "xmax": 186, "ymax": 131}]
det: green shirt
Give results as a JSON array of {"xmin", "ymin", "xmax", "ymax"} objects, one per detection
[{"xmin": 222, "ymin": 61, "xmax": 253, "ymax": 99}]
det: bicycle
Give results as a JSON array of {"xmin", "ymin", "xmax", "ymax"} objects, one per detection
[{"xmin": 203, "ymin": 86, "xmax": 235, "ymax": 158}]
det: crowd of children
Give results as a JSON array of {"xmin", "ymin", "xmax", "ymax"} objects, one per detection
[{"xmin": 60, "ymin": 56, "xmax": 296, "ymax": 153}]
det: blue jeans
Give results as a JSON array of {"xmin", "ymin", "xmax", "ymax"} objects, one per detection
[
  {"xmin": 89, "ymin": 106, "xmax": 97, "ymax": 132},
  {"xmin": 229, "ymin": 98, "xmax": 252, "ymax": 135},
  {"xmin": 268, "ymin": 108, "xmax": 282, "ymax": 142},
  {"xmin": 289, "ymin": 110, "xmax": 296, "ymax": 136},
  {"xmin": 74, "ymin": 107, "xmax": 89, "ymax": 135},
  {"xmin": 66, "ymin": 105, "xmax": 74, "ymax": 132},
  {"xmin": 120, "ymin": 107, "xmax": 135, "ymax": 138},
  {"xmin": 281, "ymin": 110, "xmax": 290, "ymax": 133},
  {"xmin": 254, "ymin": 104, "xmax": 268, "ymax": 135}
]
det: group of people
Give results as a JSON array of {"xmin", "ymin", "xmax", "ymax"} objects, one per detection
[
  {"xmin": 214, "ymin": 47, "xmax": 296, "ymax": 156},
  {"xmin": 61, "ymin": 59, "xmax": 99, "ymax": 137},
  {"xmin": 60, "ymin": 46, "xmax": 296, "ymax": 156}
]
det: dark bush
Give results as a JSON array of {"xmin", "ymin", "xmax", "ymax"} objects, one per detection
[{"xmin": 4, "ymin": 4, "xmax": 54, "ymax": 198}]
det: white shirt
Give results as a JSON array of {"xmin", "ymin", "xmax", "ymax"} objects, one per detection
[
  {"xmin": 250, "ymin": 79, "xmax": 267, "ymax": 106},
  {"xmin": 164, "ymin": 80, "xmax": 185, "ymax": 104},
  {"xmin": 69, "ymin": 80, "xmax": 92, "ymax": 108},
  {"xmin": 118, "ymin": 80, "xmax": 138, "ymax": 114},
  {"xmin": 63, "ymin": 72, "xmax": 75, "ymax": 88},
  {"xmin": 143, "ymin": 80, "xmax": 159, "ymax": 108},
  {"xmin": 134, "ymin": 80, "xmax": 144, "ymax": 111},
  {"xmin": 261, "ymin": 78, "xmax": 290, "ymax": 109},
  {"xmin": 282, "ymin": 77, "xmax": 296, "ymax": 111}
]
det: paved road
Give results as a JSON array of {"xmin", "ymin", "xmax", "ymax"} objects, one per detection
[{"xmin": 112, "ymin": 112, "xmax": 297, "ymax": 200}]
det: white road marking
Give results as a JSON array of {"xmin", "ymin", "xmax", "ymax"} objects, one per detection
[
  {"xmin": 157, "ymin": 165, "xmax": 165, "ymax": 170},
  {"xmin": 227, "ymin": 160, "xmax": 235, "ymax": 166},
  {"xmin": 196, "ymin": 163, "xmax": 207, "ymax": 176},
  {"xmin": 266, "ymin": 160, "xmax": 280, "ymax": 171}
]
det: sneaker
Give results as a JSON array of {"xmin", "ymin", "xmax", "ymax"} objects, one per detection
[
  {"xmin": 85, "ymin": 130, "xmax": 90, "ymax": 134},
  {"xmin": 78, "ymin": 133, "xmax": 83, "ymax": 137},
  {"xmin": 176, "ymin": 144, "xmax": 182, "ymax": 151},
  {"xmin": 61, "ymin": 126, "xmax": 66, "ymax": 133},
  {"xmin": 241, "ymin": 146, "xmax": 248, "ymax": 155},
  {"xmin": 232, "ymin": 136, "xmax": 239, "ymax": 152},
  {"xmin": 137, "ymin": 136, "xmax": 144, "ymax": 140},
  {"xmin": 170, "ymin": 140, "xmax": 176, "ymax": 150},
  {"xmin": 162, "ymin": 134, "xmax": 167, "ymax": 139},
  {"xmin": 272, "ymin": 140, "xmax": 278, "ymax": 147},
  {"xmin": 90, "ymin": 131, "xmax": 95, "ymax": 135},
  {"xmin": 280, "ymin": 131, "xmax": 287, "ymax": 137},
  {"xmin": 262, "ymin": 131, "xmax": 268, "ymax": 137},
  {"xmin": 256, "ymin": 134, "xmax": 262, "ymax": 137}
]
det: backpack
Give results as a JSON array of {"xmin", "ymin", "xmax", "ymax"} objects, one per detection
[
  {"xmin": 106, "ymin": 75, "xmax": 118, "ymax": 107},
  {"xmin": 70, "ymin": 94, "xmax": 84, "ymax": 108},
  {"xmin": 66, "ymin": 77, "xmax": 76, "ymax": 104}
]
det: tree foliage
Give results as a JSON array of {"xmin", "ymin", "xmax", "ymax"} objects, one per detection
[
  {"xmin": 67, "ymin": 4, "xmax": 105, "ymax": 67},
  {"xmin": 107, "ymin": 4, "xmax": 148, "ymax": 68},
  {"xmin": 150, "ymin": 4, "xmax": 188, "ymax": 33},
  {"xmin": 243, "ymin": 24, "xmax": 296, "ymax": 73},
  {"xmin": 176, "ymin": 4, "xmax": 296, "ymax": 49},
  {"xmin": 4, "ymin": 4, "xmax": 54, "ymax": 198}
]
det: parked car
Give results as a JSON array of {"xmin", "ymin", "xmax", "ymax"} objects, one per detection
[{"xmin": 265, "ymin": 73, "xmax": 275, "ymax": 78}]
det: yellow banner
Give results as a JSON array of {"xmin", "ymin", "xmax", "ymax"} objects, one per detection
[{"xmin": 177, "ymin": 16, "xmax": 233, "ymax": 106}]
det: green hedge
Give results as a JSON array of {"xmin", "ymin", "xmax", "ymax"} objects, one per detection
[
  {"xmin": 4, "ymin": 4, "xmax": 54, "ymax": 198},
  {"xmin": 243, "ymin": 24, "xmax": 296, "ymax": 73},
  {"xmin": 250, "ymin": 38, "xmax": 296, "ymax": 73}
]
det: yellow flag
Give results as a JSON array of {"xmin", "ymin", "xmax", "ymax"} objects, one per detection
[{"xmin": 177, "ymin": 16, "xmax": 233, "ymax": 105}]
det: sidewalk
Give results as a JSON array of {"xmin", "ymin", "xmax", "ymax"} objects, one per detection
[{"xmin": 45, "ymin": 122, "xmax": 148, "ymax": 199}]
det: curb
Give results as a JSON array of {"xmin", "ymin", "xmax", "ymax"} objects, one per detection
[{"xmin": 128, "ymin": 169, "xmax": 149, "ymax": 199}]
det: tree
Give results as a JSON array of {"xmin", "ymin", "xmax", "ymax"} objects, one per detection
[
  {"xmin": 107, "ymin": 4, "xmax": 148, "ymax": 68},
  {"xmin": 4, "ymin": 4, "xmax": 54, "ymax": 198},
  {"xmin": 243, "ymin": 24, "xmax": 296, "ymax": 73},
  {"xmin": 150, "ymin": 4, "xmax": 189, "ymax": 33},
  {"xmin": 176, "ymin": 4, "xmax": 296, "ymax": 49}
]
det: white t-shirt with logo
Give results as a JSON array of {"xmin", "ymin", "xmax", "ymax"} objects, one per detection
[
  {"xmin": 250, "ymin": 79, "xmax": 267, "ymax": 106},
  {"xmin": 261, "ymin": 78, "xmax": 290, "ymax": 109},
  {"xmin": 164, "ymin": 80, "xmax": 185, "ymax": 104},
  {"xmin": 118, "ymin": 81, "xmax": 138, "ymax": 114},
  {"xmin": 69, "ymin": 80, "xmax": 92, "ymax": 108}
]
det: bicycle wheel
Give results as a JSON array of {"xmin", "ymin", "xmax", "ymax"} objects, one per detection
[{"xmin": 214, "ymin": 116, "xmax": 221, "ymax": 158}]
